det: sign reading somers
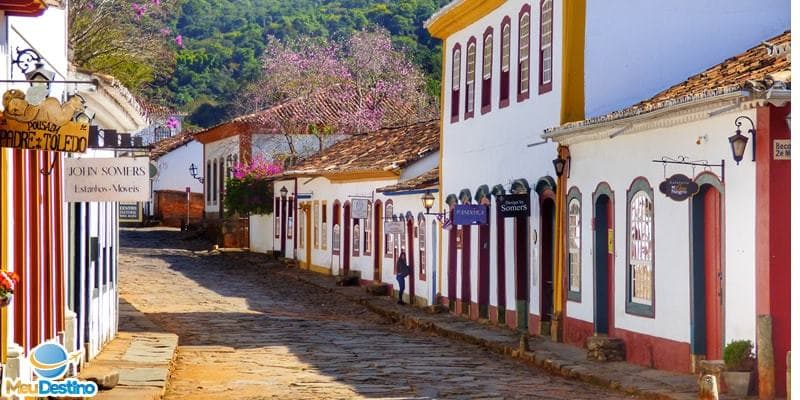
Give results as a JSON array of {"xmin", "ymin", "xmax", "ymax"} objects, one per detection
[{"xmin": 64, "ymin": 157, "xmax": 150, "ymax": 202}]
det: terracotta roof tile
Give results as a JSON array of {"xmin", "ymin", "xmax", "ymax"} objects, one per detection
[
  {"xmin": 150, "ymin": 131, "xmax": 195, "ymax": 160},
  {"xmin": 377, "ymin": 168, "xmax": 439, "ymax": 193},
  {"xmin": 286, "ymin": 119, "xmax": 440, "ymax": 176},
  {"xmin": 547, "ymin": 31, "xmax": 790, "ymax": 134}
]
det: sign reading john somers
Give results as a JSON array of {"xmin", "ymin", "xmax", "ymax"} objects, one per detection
[{"xmin": 65, "ymin": 157, "xmax": 150, "ymax": 202}]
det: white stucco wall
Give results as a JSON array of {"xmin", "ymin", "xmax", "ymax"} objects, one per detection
[
  {"xmin": 562, "ymin": 106, "xmax": 757, "ymax": 345},
  {"xmin": 8, "ymin": 7, "xmax": 68, "ymax": 98},
  {"xmin": 249, "ymin": 213, "xmax": 275, "ymax": 254},
  {"xmin": 440, "ymin": 1, "xmax": 563, "ymax": 317},
  {"xmin": 584, "ymin": 0, "xmax": 790, "ymax": 117},
  {"xmin": 204, "ymin": 136, "xmax": 239, "ymax": 212},
  {"xmin": 153, "ymin": 140, "xmax": 204, "ymax": 194}
]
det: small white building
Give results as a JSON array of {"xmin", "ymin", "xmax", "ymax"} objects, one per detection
[
  {"xmin": 543, "ymin": 32, "xmax": 790, "ymax": 386},
  {"xmin": 255, "ymin": 120, "xmax": 441, "ymax": 306},
  {"xmin": 149, "ymin": 132, "xmax": 204, "ymax": 227}
]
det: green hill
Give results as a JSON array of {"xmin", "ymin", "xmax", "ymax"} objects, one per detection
[{"xmin": 149, "ymin": 0, "xmax": 448, "ymax": 127}]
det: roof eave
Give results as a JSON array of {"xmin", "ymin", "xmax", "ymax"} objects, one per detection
[{"xmin": 425, "ymin": 0, "xmax": 505, "ymax": 39}]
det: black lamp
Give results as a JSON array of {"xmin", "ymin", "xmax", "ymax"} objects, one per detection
[
  {"xmin": 729, "ymin": 116, "xmax": 756, "ymax": 165},
  {"xmin": 279, "ymin": 186, "xmax": 288, "ymax": 199},
  {"xmin": 189, "ymin": 163, "xmax": 204, "ymax": 183},
  {"xmin": 421, "ymin": 191, "xmax": 436, "ymax": 213},
  {"xmin": 553, "ymin": 156, "xmax": 567, "ymax": 177}
]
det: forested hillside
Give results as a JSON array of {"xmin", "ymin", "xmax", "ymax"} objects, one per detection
[{"xmin": 150, "ymin": 0, "xmax": 448, "ymax": 127}]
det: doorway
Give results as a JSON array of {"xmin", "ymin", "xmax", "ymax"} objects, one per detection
[
  {"xmin": 539, "ymin": 198, "xmax": 556, "ymax": 335},
  {"xmin": 514, "ymin": 216, "xmax": 529, "ymax": 332},
  {"xmin": 478, "ymin": 212, "xmax": 490, "ymax": 319},
  {"xmin": 407, "ymin": 217, "xmax": 415, "ymax": 304},
  {"xmin": 593, "ymin": 193, "xmax": 613, "ymax": 334},
  {"xmin": 373, "ymin": 200, "xmax": 383, "ymax": 281},
  {"xmin": 691, "ymin": 182, "xmax": 724, "ymax": 360},
  {"xmin": 343, "ymin": 203, "xmax": 351, "ymax": 274},
  {"xmin": 304, "ymin": 205, "xmax": 312, "ymax": 270}
]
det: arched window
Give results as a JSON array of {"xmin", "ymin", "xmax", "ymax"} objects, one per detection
[
  {"xmin": 364, "ymin": 201, "xmax": 372, "ymax": 255},
  {"xmin": 627, "ymin": 178, "xmax": 655, "ymax": 317},
  {"xmin": 481, "ymin": 27, "xmax": 494, "ymax": 114},
  {"xmin": 517, "ymin": 5, "xmax": 531, "ymax": 101},
  {"xmin": 451, "ymin": 44, "xmax": 462, "ymax": 123},
  {"xmin": 539, "ymin": 0, "xmax": 553, "ymax": 93},
  {"xmin": 499, "ymin": 17, "xmax": 511, "ymax": 107},
  {"xmin": 567, "ymin": 187, "xmax": 581, "ymax": 301},
  {"xmin": 321, "ymin": 200, "xmax": 328, "ymax": 250},
  {"xmin": 465, "ymin": 37, "xmax": 477, "ymax": 119}
]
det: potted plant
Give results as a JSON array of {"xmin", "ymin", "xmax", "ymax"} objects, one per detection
[
  {"xmin": 722, "ymin": 339, "xmax": 755, "ymax": 396},
  {"xmin": 0, "ymin": 271, "xmax": 19, "ymax": 307}
]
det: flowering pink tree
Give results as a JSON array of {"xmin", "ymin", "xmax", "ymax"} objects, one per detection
[
  {"xmin": 224, "ymin": 156, "xmax": 283, "ymax": 216},
  {"xmin": 239, "ymin": 28, "xmax": 436, "ymax": 158}
]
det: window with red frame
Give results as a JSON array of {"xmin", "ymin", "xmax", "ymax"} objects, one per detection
[
  {"xmin": 465, "ymin": 37, "xmax": 477, "ymax": 119},
  {"xmin": 518, "ymin": 5, "xmax": 531, "ymax": 101},
  {"xmin": 500, "ymin": 17, "xmax": 511, "ymax": 107},
  {"xmin": 481, "ymin": 27, "xmax": 493, "ymax": 114},
  {"xmin": 450, "ymin": 44, "xmax": 461, "ymax": 123},
  {"xmin": 539, "ymin": 0, "xmax": 553, "ymax": 94}
]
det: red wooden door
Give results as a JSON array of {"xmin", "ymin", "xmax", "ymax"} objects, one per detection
[
  {"xmin": 343, "ymin": 204, "xmax": 351, "ymax": 274},
  {"xmin": 704, "ymin": 187, "xmax": 723, "ymax": 360}
]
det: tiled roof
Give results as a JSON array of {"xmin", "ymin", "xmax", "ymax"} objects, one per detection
[
  {"xmin": 195, "ymin": 86, "xmax": 429, "ymax": 143},
  {"xmin": 546, "ymin": 31, "xmax": 791, "ymax": 135},
  {"xmin": 285, "ymin": 119, "xmax": 440, "ymax": 176},
  {"xmin": 377, "ymin": 168, "xmax": 439, "ymax": 193},
  {"xmin": 150, "ymin": 131, "xmax": 195, "ymax": 160}
]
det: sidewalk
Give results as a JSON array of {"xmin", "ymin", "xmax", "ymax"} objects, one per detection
[
  {"xmin": 78, "ymin": 298, "xmax": 178, "ymax": 399},
  {"xmin": 257, "ymin": 257, "xmax": 707, "ymax": 400}
]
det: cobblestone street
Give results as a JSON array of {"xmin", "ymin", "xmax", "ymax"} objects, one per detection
[{"xmin": 119, "ymin": 228, "xmax": 632, "ymax": 399}]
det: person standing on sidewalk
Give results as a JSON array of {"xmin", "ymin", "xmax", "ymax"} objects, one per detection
[{"xmin": 396, "ymin": 249, "xmax": 409, "ymax": 305}]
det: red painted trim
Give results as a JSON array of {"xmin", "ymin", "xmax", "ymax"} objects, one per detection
[
  {"xmin": 489, "ymin": 305, "xmax": 499, "ymax": 323},
  {"xmin": 477, "ymin": 211, "xmax": 490, "ymax": 312},
  {"xmin": 563, "ymin": 316, "xmax": 594, "ymax": 346},
  {"xmin": 528, "ymin": 314, "xmax": 541, "ymax": 336},
  {"xmin": 480, "ymin": 26, "xmax": 494, "ymax": 115},
  {"xmin": 30, "ymin": 151, "xmax": 40, "ymax": 348},
  {"xmin": 448, "ymin": 210, "xmax": 458, "ymax": 306},
  {"xmin": 43, "ymin": 152, "xmax": 52, "ymax": 338},
  {"xmin": 756, "ymin": 104, "xmax": 791, "ymax": 396},
  {"xmin": 538, "ymin": 0, "xmax": 553, "ymax": 94},
  {"xmin": 54, "ymin": 155, "xmax": 64, "ymax": 332},
  {"xmin": 461, "ymin": 224, "xmax": 472, "ymax": 311},
  {"xmin": 13, "ymin": 150, "xmax": 25, "ymax": 349},
  {"xmin": 465, "ymin": 37, "xmax": 477, "ymax": 120},
  {"xmin": 495, "ymin": 205, "xmax": 506, "ymax": 309},
  {"xmin": 505, "ymin": 309, "xmax": 518, "ymax": 330},
  {"xmin": 614, "ymin": 327, "xmax": 691, "ymax": 372},
  {"xmin": 450, "ymin": 43, "xmax": 461, "ymax": 123},
  {"xmin": 517, "ymin": 4, "xmax": 532, "ymax": 102},
  {"xmin": 499, "ymin": 16, "xmax": 511, "ymax": 108}
]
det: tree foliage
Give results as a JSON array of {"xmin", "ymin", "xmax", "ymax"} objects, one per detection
[{"xmin": 168, "ymin": 0, "xmax": 448, "ymax": 128}]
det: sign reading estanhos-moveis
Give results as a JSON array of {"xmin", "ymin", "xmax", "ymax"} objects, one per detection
[
  {"xmin": 64, "ymin": 157, "xmax": 150, "ymax": 202},
  {"xmin": 0, "ymin": 89, "xmax": 89, "ymax": 152}
]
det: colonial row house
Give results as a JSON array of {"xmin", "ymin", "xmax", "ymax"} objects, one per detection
[
  {"xmin": 193, "ymin": 91, "xmax": 358, "ymax": 246},
  {"xmin": 423, "ymin": 0, "xmax": 788, "ymax": 380},
  {"xmin": 260, "ymin": 119, "xmax": 440, "ymax": 306},
  {"xmin": 1, "ymin": 0, "xmax": 150, "ymax": 380},
  {"xmin": 543, "ymin": 31, "xmax": 790, "ymax": 394},
  {"xmin": 149, "ymin": 131, "xmax": 204, "ymax": 228}
]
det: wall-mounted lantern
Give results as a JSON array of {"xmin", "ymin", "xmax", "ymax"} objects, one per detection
[
  {"xmin": 189, "ymin": 163, "xmax": 204, "ymax": 183},
  {"xmin": 728, "ymin": 116, "xmax": 756, "ymax": 165},
  {"xmin": 553, "ymin": 155, "xmax": 569, "ymax": 177},
  {"xmin": 279, "ymin": 186, "xmax": 288, "ymax": 200}
]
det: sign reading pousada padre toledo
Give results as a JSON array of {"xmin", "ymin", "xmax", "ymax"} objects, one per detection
[
  {"xmin": 0, "ymin": 89, "xmax": 89, "ymax": 152},
  {"xmin": 65, "ymin": 157, "xmax": 150, "ymax": 202}
]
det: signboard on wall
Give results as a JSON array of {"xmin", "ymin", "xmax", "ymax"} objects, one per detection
[
  {"xmin": 351, "ymin": 199, "xmax": 368, "ymax": 219},
  {"xmin": 0, "ymin": 91, "xmax": 90, "ymax": 152},
  {"xmin": 64, "ymin": 157, "xmax": 150, "ymax": 202},
  {"xmin": 658, "ymin": 173, "xmax": 699, "ymax": 201},
  {"xmin": 118, "ymin": 202, "xmax": 142, "ymax": 222},
  {"xmin": 774, "ymin": 139, "xmax": 791, "ymax": 160},
  {"xmin": 385, "ymin": 221, "xmax": 404, "ymax": 235},
  {"xmin": 453, "ymin": 204, "xmax": 488, "ymax": 225},
  {"xmin": 496, "ymin": 194, "xmax": 531, "ymax": 218}
]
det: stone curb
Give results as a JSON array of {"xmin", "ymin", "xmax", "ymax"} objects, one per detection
[{"xmin": 271, "ymin": 264, "xmax": 701, "ymax": 400}]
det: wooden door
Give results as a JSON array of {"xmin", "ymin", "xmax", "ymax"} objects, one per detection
[
  {"xmin": 373, "ymin": 201, "xmax": 382, "ymax": 281},
  {"xmin": 343, "ymin": 204, "xmax": 351, "ymax": 274},
  {"xmin": 594, "ymin": 195, "xmax": 612, "ymax": 334},
  {"xmin": 407, "ymin": 218, "xmax": 415, "ymax": 303},
  {"xmin": 304, "ymin": 206, "xmax": 312, "ymax": 270},
  {"xmin": 540, "ymin": 198, "xmax": 556, "ymax": 328},
  {"xmin": 703, "ymin": 186, "xmax": 723, "ymax": 360},
  {"xmin": 478, "ymin": 213, "xmax": 490, "ymax": 319}
]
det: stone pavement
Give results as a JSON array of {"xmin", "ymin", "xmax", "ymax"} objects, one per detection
[
  {"xmin": 116, "ymin": 227, "xmax": 639, "ymax": 399},
  {"xmin": 79, "ymin": 297, "xmax": 179, "ymax": 399},
  {"xmin": 254, "ymin": 255, "xmax": 709, "ymax": 400}
]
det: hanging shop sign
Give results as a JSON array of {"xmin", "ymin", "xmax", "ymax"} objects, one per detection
[
  {"xmin": 453, "ymin": 204, "xmax": 488, "ymax": 225},
  {"xmin": 658, "ymin": 173, "xmax": 699, "ymax": 201},
  {"xmin": 385, "ymin": 221, "xmax": 405, "ymax": 235},
  {"xmin": 0, "ymin": 90, "xmax": 89, "ymax": 152},
  {"xmin": 497, "ymin": 193, "xmax": 531, "ymax": 218},
  {"xmin": 351, "ymin": 198, "xmax": 369, "ymax": 219},
  {"xmin": 64, "ymin": 157, "xmax": 150, "ymax": 202}
]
